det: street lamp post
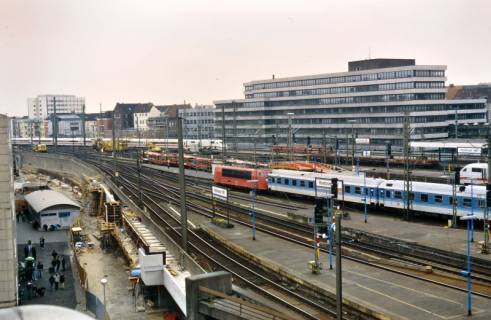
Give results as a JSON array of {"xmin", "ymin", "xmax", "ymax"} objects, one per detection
[
  {"xmin": 287, "ymin": 113, "xmax": 294, "ymax": 161},
  {"xmin": 347, "ymin": 120, "xmax": 357, "ymax": 168},
  {"xmin": 100, "ymin": 277, "xmax": 108, "ymax": 314},
  {"xmin": 248, "ymin": 180, "xmax": 259, "ymax": 240},
  {"xmin": 460, "ymin": 214, "xmax": 476, "ymax": 316},
  {"xmin": 363, "ymin": 172, "xmax": 368, "ymax": 223}
]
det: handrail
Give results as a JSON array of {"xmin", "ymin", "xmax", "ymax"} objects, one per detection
[{"xmin": 198, "ymin": 286, "xmax": 297, "ymax": 320}]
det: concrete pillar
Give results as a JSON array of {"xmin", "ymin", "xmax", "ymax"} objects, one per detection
[
  {"xmin": 0, "ymin": 115, "xmax": 17, "ymax": 307},
  {"xmin": 185, "ymin": 271, "xmax": 232, "ymax": 320}
]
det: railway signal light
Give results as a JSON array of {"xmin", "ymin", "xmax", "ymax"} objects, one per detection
[
  {"xmin": 386, "ymin": 142, "xmax": 392, "ymax": 158},
  {"xmin": 293, "ymin": 133, "xmax": 297, "ymax": 144},
  {"xmin": 272, "ymin": 134, "xmax": 277, "ymax": 145},
  {"xmin": 331, "ymin": 178, "xmax": 338, "ymax": 199},
  {"xmin": 307, "ymin": 136, "xmax": 311, "ymax": 147},
  {"xmin": 455, "ymin": 167, "xmax": 461, "ymax": 185},
  {"xmin": 487, "ymin": 184, "xmax": 491, "ymax": 207}
]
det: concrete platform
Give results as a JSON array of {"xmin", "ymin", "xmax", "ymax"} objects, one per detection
[{"xmin": 202, "ymin": 220, "xmax": 491, "ymax": 320}]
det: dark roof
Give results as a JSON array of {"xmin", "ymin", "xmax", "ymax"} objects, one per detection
[
  {"xmin": 114, "ymin": 103, "xmax": 154, "ymax": 114},
  {"xmin": 348, "ymin": 58, "xmax": 415, "ymax": 71},
  {"xmin": 449, "ymin": 84, "xmax": 491, "ymax": 101},
  {"xmin": 154, "ymin": 104, "xmax": 191, "ymax": 117},
  {"xmin": 83, "ymin": 111, "xmax": 113, "ymax": 121}
]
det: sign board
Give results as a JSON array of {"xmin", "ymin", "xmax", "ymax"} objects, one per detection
[
  {"xmin": 356, "ymin": 138, "xmax": 370, "ymax": 145},
  {"xmin": 458, "ymin": 147, "xmax": 481, "ymax": 156},
  {"xmin": 212, "ymin": 186, "xmax": 228, "ymax": 202},
  {"xmin": 315, "ymin": 178, "xmax": 332, "ymax": 197}
]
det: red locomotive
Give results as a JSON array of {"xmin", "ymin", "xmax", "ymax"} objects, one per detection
[{"xmin": 213, "ymin": 165, "xmax": 269, "ymax": 191}]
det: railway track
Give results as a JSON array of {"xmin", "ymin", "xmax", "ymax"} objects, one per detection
[
  {"xmin": 86, "ymin": 156, "xmax": 491, "ymax": 300},
  {"xmin": 87, "ymin": 158, "xmax": 376, "ymax": 320}
]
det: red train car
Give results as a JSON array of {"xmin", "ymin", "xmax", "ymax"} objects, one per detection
[
  {"xmin": 184, "ymin": 156, "xmax": 212, "ymax": 172},
  {"xmin": 213, "ymin": 166, "xmax": 269, "ymax": 191}
]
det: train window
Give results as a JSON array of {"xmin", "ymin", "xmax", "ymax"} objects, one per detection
[
  {"xmin": 292, "ymin": 179, "xmax": 297, "ymax": 186},
  {"xmin": 308, "ymin": 182, "xmax": 314, "ymax": 188},
  {"xmin": 355, "ymin": 187, "xmax": 361, "ymax": 194},
  {"xmin": 408, "ymin": 192, "xmax": 415, "ymax": 200},
  {"xmin": 386, "ymin": 190, "xmax": 391, "ymax": 198},
  {"xmin": 449, "ymin": 196, "xmax": 454, "ymax": 205},
  {"xmin": 479, "ymin": 199, "xmax": 486, "ymax": 208},
  {"xmin": 269, "ymin": 177, "xmax": 273, "ymax": 183},
  {"xmin": 463, "ymin": 198, "xmax": 472, "ymax": 207},
  {"xmin": 222, "ymin": 168, "xmax": 252, "ymax": 180},
  {"xmin": 284, "ymin": 179, "xmax": 290, "ymax": 185},
  {"xmin": 344, "ymin": 185, "xmax": 350, "ymax": 193},
  {"xmin": 420, "ymin": 194, "xmax": 428, "ymax": 202},
  {"xmin": 434, "ymin": 195, "xmax": 443, "ymax": 203},
  {"xmin": 463, "ymin": 168, "xmax": 467, "ymax": 172},
  {"xmin": 386, "ymin": 183, "xmax": 393, "ymax": 187},
  {"xmin": 394, "ymin": 191, "xmax": 402, "ymax": 199},
  {"xmin": 300, "ymin": 180, "xmax": 305, "ymax": 187},
  {"xmin": 472, "ymin": 168, "xmax": 483, "ymax": 173}
]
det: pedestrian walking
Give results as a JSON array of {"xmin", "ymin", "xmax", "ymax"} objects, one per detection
[
  {"xmin": 40, "ymin": 236, "xmax": 45, "ymax": 249},
  {"xmin": 55, "ymin": 256, "xmax": 61, "ymax": 272},
  {"xmin": 49, "ymin": 275, "xmax": 55, "ymax": 291},
  {"xmin": 37, "ymin": 261, "xmax": 43, "ymax": 279},
  {"xmin": 54, "ymin": 273, "xmax": 60, "ymax": 291},
  {"xmin": 31, "ymin": 246, "xmax": 37, "ymax": 260},
  {"xmin": 24, "ymin": 240, "xmax": 33, "ymax": 258},
  {"xmin": 60, "ymin": 274, "xmax": 65, "ymax": 289},
  {"xmin": 26, "ymin": 280, "xmax": 33, "ymax": 299},
  {"xmin": 51, "ymin": 257, "xmax": 56, "ymax": 273},
  {"xmin": 51, "ymin": 249, "xmax": 58, "ymax": 259},
  {"xmin": 61, "ymin": 255, "xmax": 66, "ymax": 271},
  {"xmin": 32, "ymin": 262, "xmax": 38, "ymax": 281}
]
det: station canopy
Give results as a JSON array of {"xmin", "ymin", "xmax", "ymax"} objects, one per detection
[{"xmin": 24, "ymin": 190, "xmax": 80, "ymax": 213}]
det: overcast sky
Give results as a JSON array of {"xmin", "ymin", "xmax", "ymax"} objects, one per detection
[{"xmin": 1, "ymin": 0, "xmax": 490, "ymax": 116}]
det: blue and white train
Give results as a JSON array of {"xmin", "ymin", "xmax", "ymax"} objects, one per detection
[{"xmin": 268, "ymin": 169, "xmax": 486, "ymax": 219}]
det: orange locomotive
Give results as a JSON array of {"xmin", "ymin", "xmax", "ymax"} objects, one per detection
[{"xmin": 213, "ymin": 165, "xmax": 269, "ymax": 191}]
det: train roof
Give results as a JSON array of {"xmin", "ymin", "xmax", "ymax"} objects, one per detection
[
  {"xmin": 462, "ymin": 163, "xmax": 488, "ymax": 169},
  {"xmin": 270, "ymin": 169, "xmax": 384, "ymax": 187},
  {"xmin": 216, "ymin": 165, "xmax": 269, "ymax": 172}
]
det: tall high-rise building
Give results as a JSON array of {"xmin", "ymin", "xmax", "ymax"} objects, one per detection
[
  {"xmin": 214, "ymin": 59, "xmax": 488, "ymax": 148},
  {"xmin": 28, "ymin": 95, "xmax": 85, "ymax": 120}
]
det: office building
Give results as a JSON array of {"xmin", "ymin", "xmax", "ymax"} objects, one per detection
[
  {"xmin": 179, "ymin": 105, "xmax": 215, "ymax": 139},
  {"xmin": 214, "ymin": 58, "xmax": 488, "ymax": 149},
  {"xmin": 28, "ymin": 95, "xmax": 85, "ymax": 119}
]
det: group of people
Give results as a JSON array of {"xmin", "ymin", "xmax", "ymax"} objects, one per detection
[{"xmin": 22, "ymin": 237, "xmax": 69, "ymax": 300}]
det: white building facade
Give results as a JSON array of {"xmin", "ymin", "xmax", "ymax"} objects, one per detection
[
  {"xmin": 179, "ymin": 106, "xmax": 215, "ymax": 139},
  {"xmin": 214, "ymin": 59, "xmax": 488, "ymax": 148},
  {"xmin": 28, "ymin": 95, "xmax": 85, "ymax": 119}
]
